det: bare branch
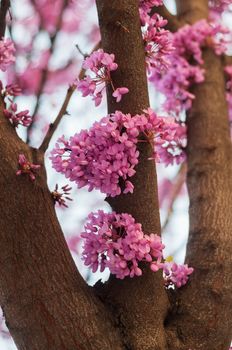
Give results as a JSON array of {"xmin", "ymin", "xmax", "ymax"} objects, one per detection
[
  {"xmin": 26, "ymin": 0, "xmax": 69, "ymax": 144},
  {"xmin": 39, "ymin": 41, "xmax": 100, "ymax": 153},
  {"xmin": 161, "ymin": 162, "xmax": 187, "ymax": 232}
]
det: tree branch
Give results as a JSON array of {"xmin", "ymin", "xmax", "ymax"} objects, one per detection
[
  {"xmin": 39, "ymin": 41, "xmax": 100, "ymax": 153},
  {"xmin": 165, "ymin": 2, "xmax": 232, "ymax": 349},
  {"xmin": 161, "ymin": 163, "xmax": 187, "ymax": 232},
  {"xmin": 95, "ymin": 1, "xmax": 169, "ymax": 349},
  {"xmin": 39, "ymin": 84, "xmax": 75, "ymax": 153},
  {"xmin": 222, "ymin": 54, "xmax": 232, "ymax": 67},
  {"xmin": 0, "ymin": 0, "xmax": 10, "ymax": 38},
  {"xmin": 0, "ymin": 107, "xmax": 123, "ymax": 349},
  {"xmin": 26, "ymin": 0, "xmax": 69, "ymax": 144}
]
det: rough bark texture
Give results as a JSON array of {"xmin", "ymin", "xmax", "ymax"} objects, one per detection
[
  {"xmin": 0, "ymin": 102, "xmax": 124, "ymax": 350},
  {"xmin": 165, "ymin": 2, "xmax": 232, "ymax": 349},
  {"xmin": 0, "ymin": 1, "xmax": 232, "ymax": 350},
  {"xmin": 95, "ymin": 1, "xmax": 169, "ymax": 349}
]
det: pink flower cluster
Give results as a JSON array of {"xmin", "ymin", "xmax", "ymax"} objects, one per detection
[
  {"xmin": 50, "ymin": 110, "xmax": 186, "ymax": 197},
  {"xmin": 0, "ymin": 81, "xmax": 31, "ymax": 128},
  {"xmin": 150, "ymin": 19, "xmax": 229, "ymax": 115},
  {"xmin": 81, "ymin": 210, "xmax": 164, "ymax": 279},
  {"xmin": 76, "ymin": 49, "xmax": 129, "ymax": 106},
  {"xmin": 4, "ymin": 103, "xmax": 32, "ymax": 127},
  {"xmin": 163, "ymin": 261, "xmax": 194, "ymax": 288},
  {"xmin": 139, "ymin": 0, "xmax": 163, "ymax": 13},
  {"xmin": 144, "ymin": 108, "xmax": 186, "ymax": 165},
  {"xmin": 224, "ymin": 65, "xmax": 232, "ymax": 123},
  {"xmin": 209, "ymin": 0, "xmax": 231, "ymax": 16},
  {"xmin": 0, "ymin": 82, "xmax": 21, "ymax": 98},
  {"xmin": 141, "ymin": 12, "xmax": 173, "ymax": 72},
  {"xmin": 16, "ymin": 154, "xmax": 41, "ymax": 181},
  {"xmin": 81, "ymin": 210, "xmax": 194, "ymax": 286},
  {"xmin": 0, "ymin": 38, "xmax": 15, "ymax": 72}
]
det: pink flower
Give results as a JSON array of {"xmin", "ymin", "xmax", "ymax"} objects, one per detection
[
  {"xmin": 16, "ymin": 154, "xmax": 41, "ymax": 181},
  {"xmin": 81, "ymin": 210, "xmax": 164, "ymax": 279},
  {"xmin": 162, "ymin": 260, "xmax": 194, "ymax": 288},
  {"xmin": 77, "ymin": 76, "xmax": 96, "ymax": 97},
  {"xmin": 77, "ymin": 49, "xmax": 128, "ymax": 106},
  {"xmin": 139, "ymin": 0, "xmax": 163, "ymax": 13},
  {"xmin": 0, "ymin": 82, "xmax": 21, "ymax": 97},
  {"xmin": 149, "ymin": 19, "xmax": 229, "ymax": 116},
  {"xmin": 51, "ymin": 109, "xmax": 186, "ymax": 197},
  {"xmin": 0, "ymin": 38, "xmax": 15, "ymax": 72},
  {"xmin": 112, "ymin": 87, "xmax": 129, "ymax": 102},
  {"xmin": 4, "ymin": 103, "xmax": 32, "ymax": 127}
]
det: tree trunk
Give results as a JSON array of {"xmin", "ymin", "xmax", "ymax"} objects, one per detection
[{"xmin": 95, "ymin": 1, "xmax": 169, "ymax": 349}]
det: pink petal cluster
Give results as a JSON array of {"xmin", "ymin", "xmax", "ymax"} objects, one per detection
[
  {"xmin": 16, "ymin": 154, "xmax": 41, "ymax": 181},
  {"xmin": 141, "ymin": 12, "xmax": 173, "ymax": 72},
  {"xmin": 150, "ymin": 19, "xmax": 229, "ymax": 115},
  {"xmin": 224, "ymin": 65, "xmax": 232, "ymax": 123},
  {"xmin": 139, "ymin": 0, "xmax": 163, "ymax": 13},
  {"xmin": 0, "ymin": 81, "xmax": 21, "ymax": 98},
  {"xmin": 81, "ymin": 210, "xmax": 164, "ymax": 279},
  {"xmin": 163, "ymin": 261, "xmax": 194, "ymax": 288},
  {"xmin": 209, "ymin": 0, "xmax": 231, "ymax": 16},
  {"xmin": 144, "ymin": 108, "xmax": 187, "ymax": 165},
  {"xmin": 50, "ymin": 110, "xmax": 186, "ymax": 197},
  {"xmin": 76, "ymin": 49, "xmax": 129, "ymax": 106},
  {"xmin": 4, "ymin": 103, "xmax": 32, "ymax": 127},
  {"xmin": 0, "ymin": 38, "xmax": 15, "ymax": 72}
]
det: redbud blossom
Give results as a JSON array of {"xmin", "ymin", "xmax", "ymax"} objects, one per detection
[
  {"xmin": 162, "ymin": 260, "xmax": 194, "ymax": 288},
  {"xmin": 0, "ymin": 38, "xmax": 15, "ymax": 72},
  {"xmin": 16, "ymin": 154, "xmax": 41, "ymax": 181},
  {"xmin": 76, "ymin": 49, "xmax": 129, "ymax": 106},
  {"xmin": 150, "ymin": 19, "xmax": 229, "ymax": 115},
  {"xmin": 81, "ymin": 210, "xmax": 164, "ymax": 279},
  {"xmin": 4, "ymin": 103, "xmax": 32, "ymax": 128},
  {"xmin": 50, "ymin": 110, "xmax": 186, "ymax": 197}
]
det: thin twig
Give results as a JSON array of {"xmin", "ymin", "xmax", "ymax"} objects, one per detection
[
  {"xmin": 0, "ymin": 0, "xmax": 10, "ymax": 37},
  {"xmin": 26, "ymin": 0, "xmax": 69, "ymax": 144},
  {"xmin": 39, "ymin": 41, "xmax": 101, "ymax": 153},
  {"xmin": 39, "ymin": 85, "xmax": 75, "ymax": 153},
  {"xmin": 161, "ymin": 162, "xmax": 187, "ymax": 232}
]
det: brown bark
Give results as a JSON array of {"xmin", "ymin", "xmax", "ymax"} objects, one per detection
[
  {"xmin": 0, "ymin": 104, "xmax": 123, "ymax": 349},
  {"xmin": 0, "ymin": 0, "xmax": 10, "ymax": 37},
  {"xmin": 95, "ymin": 1, "xmax": 169, "ymax": 349},
  {"xmin": 165, "ymin": 2, "xmax": 232, "ymax": 349}
]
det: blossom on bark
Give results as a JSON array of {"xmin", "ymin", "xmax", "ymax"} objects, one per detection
[
  {"xmin": 76, "ymin": 49, "xmax": 129, "ymax": 106},
  {"xmin": 162, "ymin": 258, "xmax": 194, "ymax": 288},
  {"xmin": 81, "ymin": 210, "xmax": 164, "ymax": 279},
  {"xmin": 4, "ymin": 103, "xmax": 32, "ymax": 127},
  {"xmin": 150, "ymin": 19, "xmax": 230, "ymax": 115},
  {"xmin": 16, "ymin": 154, "xmax": 41, "ymax": 181},
  {"xmin": 50, "ymin": 110, "xmax": 186, "ymax": 197}
]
